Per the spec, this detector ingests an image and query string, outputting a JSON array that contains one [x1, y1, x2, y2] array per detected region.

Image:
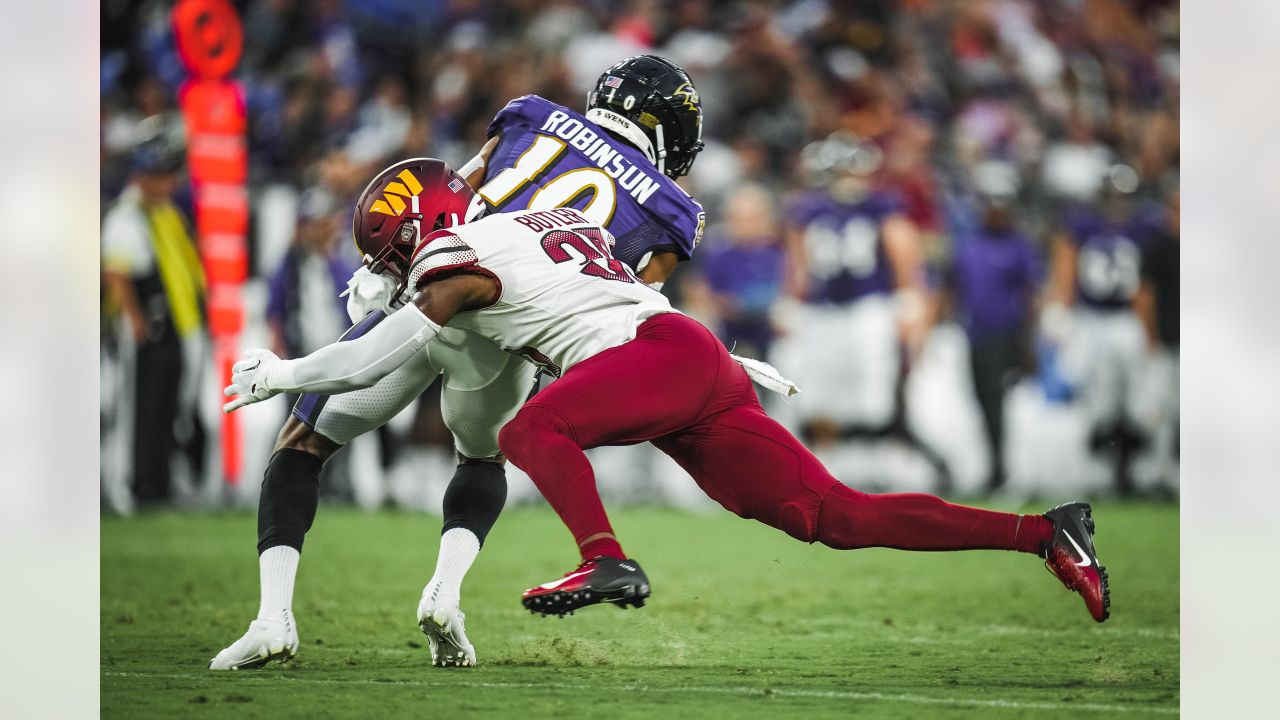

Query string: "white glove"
[[223, 349, 284, 413], [1039, 302, 1073, 346], [340, 265, 404, 324], [731, 353, 800, 399]]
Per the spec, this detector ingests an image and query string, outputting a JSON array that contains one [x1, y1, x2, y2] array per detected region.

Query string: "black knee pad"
[[257, 449, 323, 554], [441, 461, 507, 547]]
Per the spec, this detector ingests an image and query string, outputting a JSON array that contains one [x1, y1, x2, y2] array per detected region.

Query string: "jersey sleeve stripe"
[[415, 244, 474, 263]]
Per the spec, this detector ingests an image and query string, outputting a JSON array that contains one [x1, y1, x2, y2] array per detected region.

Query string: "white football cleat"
[[417, 586, 476, 668], [208, 610, 299, 670]]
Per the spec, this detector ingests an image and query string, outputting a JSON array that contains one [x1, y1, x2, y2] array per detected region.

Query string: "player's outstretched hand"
[[223, 349, 282, 413]]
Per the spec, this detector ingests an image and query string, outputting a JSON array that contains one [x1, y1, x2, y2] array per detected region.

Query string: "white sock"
[[257, 546, 300, 620], [425, 528, 481, 603]]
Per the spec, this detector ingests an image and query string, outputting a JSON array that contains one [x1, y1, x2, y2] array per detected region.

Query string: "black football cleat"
[[1041, 502, 1110, 622], [522, 557, 651, 617]]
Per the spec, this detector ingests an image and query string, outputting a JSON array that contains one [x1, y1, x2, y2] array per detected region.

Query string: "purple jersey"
[[700, 236, 785, 314], [1065, 209, 1158, 310], [481, 95, 705, 271], [950, 229, 1042, 341], [786, 190, 902, 304], [698, 233, 784, 353]]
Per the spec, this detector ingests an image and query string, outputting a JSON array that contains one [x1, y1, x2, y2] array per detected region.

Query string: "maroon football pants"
[[498, 313, 1051, 560]]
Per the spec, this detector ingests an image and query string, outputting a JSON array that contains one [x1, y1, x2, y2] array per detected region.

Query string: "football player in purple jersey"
[[211, 56, 708, 671], [1044, 180, 1165, 494], [771, 132, 947, 486]]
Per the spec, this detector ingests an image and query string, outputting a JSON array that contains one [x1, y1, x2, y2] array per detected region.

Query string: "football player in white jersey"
[[209, 57, 708, 670], [225, 160, 1112, 638]]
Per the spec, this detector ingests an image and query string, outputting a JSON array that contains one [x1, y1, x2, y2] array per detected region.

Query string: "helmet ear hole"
[[432, 212, 447, 232]]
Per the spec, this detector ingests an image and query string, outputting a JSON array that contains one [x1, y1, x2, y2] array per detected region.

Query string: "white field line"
[[748, 616, 1179, 642], [103, 671, 1178, 716]]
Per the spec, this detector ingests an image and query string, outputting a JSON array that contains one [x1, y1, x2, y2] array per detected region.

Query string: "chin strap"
[[585, 108, 657, 165], [653, 123, 667, 177]]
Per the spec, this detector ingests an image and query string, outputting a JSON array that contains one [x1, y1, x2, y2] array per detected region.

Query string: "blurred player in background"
[[102, 119, 207, 508], [772, 131, 945, 486], [211, 56, 707, 670], [945, 170, 1043, 491], [1134, 190, 1179, 494], [1044, 174, 1162, 494]]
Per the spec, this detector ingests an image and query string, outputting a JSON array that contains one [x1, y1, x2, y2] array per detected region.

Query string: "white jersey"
[[406, 207, 675, 376]]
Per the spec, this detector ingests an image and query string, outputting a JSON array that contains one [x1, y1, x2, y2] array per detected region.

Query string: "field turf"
[[102, 502, 1178, 718]]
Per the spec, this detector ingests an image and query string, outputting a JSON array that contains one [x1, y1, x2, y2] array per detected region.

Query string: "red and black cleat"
[[522, 557, 651, 617], [1041, 502, 1110, 622]]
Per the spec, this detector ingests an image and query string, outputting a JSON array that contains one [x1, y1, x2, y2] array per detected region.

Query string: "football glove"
[[341, 265, 405, 324], [223, 349, 283, 413], [1039, 302, 1073, 346]]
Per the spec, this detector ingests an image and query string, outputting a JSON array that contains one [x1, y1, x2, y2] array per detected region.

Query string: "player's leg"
[[211, 314, 441, 669], [500, 314, 731, 615], [417, 333, 536, 666], [499, 314, 722, 561], [508, 313, 1106, 621], [654, 396, 1108, 620], [654, 396, 1052, 553]]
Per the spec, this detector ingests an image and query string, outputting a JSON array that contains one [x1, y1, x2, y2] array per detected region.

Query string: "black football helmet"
[[586, 55, 704, 179]]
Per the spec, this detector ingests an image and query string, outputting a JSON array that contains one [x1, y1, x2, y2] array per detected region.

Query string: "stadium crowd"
[[100, 0, 1179, 511]]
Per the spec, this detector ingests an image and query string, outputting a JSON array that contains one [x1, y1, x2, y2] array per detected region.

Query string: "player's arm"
[[768, 224, 809, 335], [1046, 230, 1077, 308], [102, 212, 151, 343], [882, 214, 929, 352], [636, 251, 679, 286], [884, 214, 925, 293], [1040, 230, 1077, 344], [411, 273, 498, 325], [224, 273, 498, 412], [459, 136, 501, 190], [780, 224, 809, 299], [103, 270, 149, 343]]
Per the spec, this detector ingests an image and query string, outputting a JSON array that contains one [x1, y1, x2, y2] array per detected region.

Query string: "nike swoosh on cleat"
[[1064, 531, 1092, 567], [537, 569, 592, 591]]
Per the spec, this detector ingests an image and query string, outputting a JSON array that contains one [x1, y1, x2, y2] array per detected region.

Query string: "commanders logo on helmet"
[[352, 158, 477, 292]]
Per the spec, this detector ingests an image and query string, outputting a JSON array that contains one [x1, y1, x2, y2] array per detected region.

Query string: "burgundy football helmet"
[[352, 158, 479, 292]]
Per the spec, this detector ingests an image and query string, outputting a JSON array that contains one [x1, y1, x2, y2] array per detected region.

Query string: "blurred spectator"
[[683, 184, 784, 360], [101, 118, 207, 506], [344, 77, 412, 166], [946, 188, 1043, 490], [266, 188, 358, 369]]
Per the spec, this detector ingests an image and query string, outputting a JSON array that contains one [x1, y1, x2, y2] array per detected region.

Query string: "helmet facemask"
[[362, 215, 421, 297]]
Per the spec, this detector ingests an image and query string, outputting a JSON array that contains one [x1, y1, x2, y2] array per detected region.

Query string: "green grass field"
[[102, 502, 1178, 718]]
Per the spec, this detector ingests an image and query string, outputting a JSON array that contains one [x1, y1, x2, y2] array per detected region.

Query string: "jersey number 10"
[[479, 136, 618, 226]]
